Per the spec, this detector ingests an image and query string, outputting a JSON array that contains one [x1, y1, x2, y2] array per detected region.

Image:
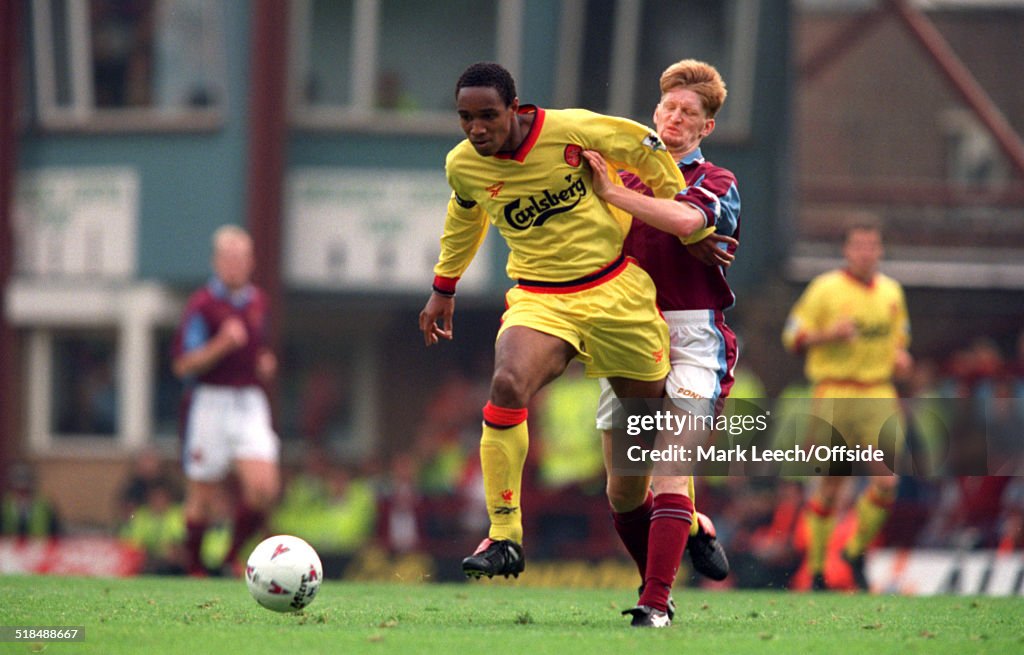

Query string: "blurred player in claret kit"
[[782, 219, 912, 591], [588, 58, 739, 620], [172, 225, 281, 577], [418, 62, 705, 627]]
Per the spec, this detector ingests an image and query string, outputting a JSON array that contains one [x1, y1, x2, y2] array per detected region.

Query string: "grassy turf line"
[[0, 576, 1022, 654]]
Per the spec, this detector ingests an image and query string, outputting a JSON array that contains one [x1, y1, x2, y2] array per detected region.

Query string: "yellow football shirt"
[[783, 270, 910, 385], [433, 105, 687, 283]]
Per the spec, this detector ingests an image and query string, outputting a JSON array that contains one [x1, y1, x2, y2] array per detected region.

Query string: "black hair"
[[455, 62, 517, 107]]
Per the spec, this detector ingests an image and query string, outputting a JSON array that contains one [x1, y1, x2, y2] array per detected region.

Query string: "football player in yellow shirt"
[[782, 219, 912, 591], [418, 63, 704, 626]]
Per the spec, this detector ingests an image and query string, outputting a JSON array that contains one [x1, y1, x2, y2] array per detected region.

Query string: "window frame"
[[553, 0, 759, 142], [9, 281, 182, 457], [30, 0, 227, 133], [287, 0, 525, 134]]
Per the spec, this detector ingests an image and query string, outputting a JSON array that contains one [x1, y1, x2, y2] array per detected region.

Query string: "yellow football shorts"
[[808, 381, 904, 451], [497, 257, 670, 381]]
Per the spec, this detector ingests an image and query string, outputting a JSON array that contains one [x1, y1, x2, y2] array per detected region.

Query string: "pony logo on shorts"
[[652, 349, 665, 363], [676, 386, 705, 399]]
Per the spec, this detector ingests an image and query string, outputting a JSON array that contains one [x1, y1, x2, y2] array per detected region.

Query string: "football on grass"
[[245, 535, 323, 612]]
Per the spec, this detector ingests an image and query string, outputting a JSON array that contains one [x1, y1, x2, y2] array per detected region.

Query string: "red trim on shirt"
[[496, 106, 545, 163]]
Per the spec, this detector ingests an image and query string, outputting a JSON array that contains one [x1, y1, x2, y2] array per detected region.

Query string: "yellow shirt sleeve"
[[782, 277, 826, 354], [432, 188, 490, 281], [568, 110, 687, 201]]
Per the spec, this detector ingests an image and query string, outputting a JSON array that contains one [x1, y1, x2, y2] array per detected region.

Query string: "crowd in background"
[[4, 331, 1023, 585]]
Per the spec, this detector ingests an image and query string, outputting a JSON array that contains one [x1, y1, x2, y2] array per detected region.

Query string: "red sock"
[[612, 492, 653, 580], [185, 519, 208, 574], [224, 505, 266, 565], [638, 493, 693, 612]]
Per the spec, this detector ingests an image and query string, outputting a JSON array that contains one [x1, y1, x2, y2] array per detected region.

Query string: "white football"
[[245, 535, 323, 612]]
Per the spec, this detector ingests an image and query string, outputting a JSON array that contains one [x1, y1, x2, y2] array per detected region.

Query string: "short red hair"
[[659, 59, 727, 118]]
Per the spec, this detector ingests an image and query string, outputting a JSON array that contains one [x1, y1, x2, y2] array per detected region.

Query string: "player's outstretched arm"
[[583, 149, 703, 240], [418, 293, 455, 347]]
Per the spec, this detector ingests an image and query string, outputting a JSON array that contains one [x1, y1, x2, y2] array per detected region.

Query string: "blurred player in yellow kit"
[[782, 218, 912, 591]]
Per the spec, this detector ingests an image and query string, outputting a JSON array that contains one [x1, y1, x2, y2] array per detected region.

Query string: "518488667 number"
[[0, 626, 85, 642]]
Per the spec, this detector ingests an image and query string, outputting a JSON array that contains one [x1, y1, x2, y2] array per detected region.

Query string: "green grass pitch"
[[1, 575, 1022, 654]]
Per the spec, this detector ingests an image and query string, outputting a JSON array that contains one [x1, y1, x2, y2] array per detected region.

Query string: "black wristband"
[[432, 285, 455, 298]]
